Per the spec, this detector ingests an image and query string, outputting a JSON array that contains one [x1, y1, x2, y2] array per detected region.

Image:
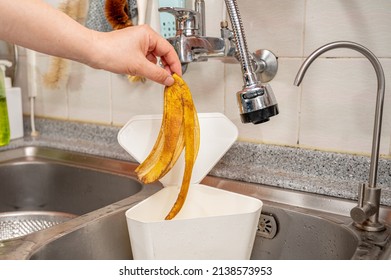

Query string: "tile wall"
[[14, 0, 391, 156]]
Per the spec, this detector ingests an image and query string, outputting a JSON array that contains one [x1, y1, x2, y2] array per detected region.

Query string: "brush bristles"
[[127, 75, 146, 83], [105, 0, 132, 30], [42, 0, 88, 90], [43, 57, 70, 90]]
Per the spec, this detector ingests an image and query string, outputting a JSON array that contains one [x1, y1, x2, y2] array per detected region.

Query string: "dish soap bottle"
[[0, 60, 12, 146]]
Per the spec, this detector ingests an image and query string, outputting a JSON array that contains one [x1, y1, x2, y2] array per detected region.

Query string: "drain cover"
[[0, 211, 76, 241], [257, 213, 278, 239]]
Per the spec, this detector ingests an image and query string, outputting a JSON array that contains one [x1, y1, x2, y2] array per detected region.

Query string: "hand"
[[90, 25, 182, 86], [0, 1, 181, 86]]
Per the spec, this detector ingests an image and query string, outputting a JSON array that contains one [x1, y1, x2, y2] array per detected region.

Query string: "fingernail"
[[163, 76, 174, 86]]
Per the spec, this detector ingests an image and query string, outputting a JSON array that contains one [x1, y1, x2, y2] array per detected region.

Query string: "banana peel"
[[135, 74, 200, 220], [136, 77, 184, 183], [164, 79, 200, 220]]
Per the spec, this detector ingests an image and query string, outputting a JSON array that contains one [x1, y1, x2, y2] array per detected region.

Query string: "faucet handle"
[[158, 7, 200, 36], [251, 49, 278, 83], [350, 183, 385, 231]]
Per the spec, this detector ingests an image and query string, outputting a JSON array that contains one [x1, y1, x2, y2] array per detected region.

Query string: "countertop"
[[1, 117, 390, 206]]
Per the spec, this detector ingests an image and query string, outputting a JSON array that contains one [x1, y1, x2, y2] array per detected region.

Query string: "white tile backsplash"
[[14, 0, 391, 156], [67, 64, 111, 124], [298, 58, 391, 155], [305, 0, 391, 57], [237, 0, 306, 57], [33, 53, 69, 119], [111, 73, 165, 125]]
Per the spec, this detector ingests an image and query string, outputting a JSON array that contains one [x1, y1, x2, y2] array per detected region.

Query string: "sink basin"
[[0, 147, 390, 260], [252, 205, 358, 259], [0, 149, 142, 215], [206, 178, 391, 260], [0, 147, 162, 259], [29, 198, 361, 260]]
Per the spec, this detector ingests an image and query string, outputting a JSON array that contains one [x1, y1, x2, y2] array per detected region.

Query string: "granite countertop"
[[1, 117, 390, 206]]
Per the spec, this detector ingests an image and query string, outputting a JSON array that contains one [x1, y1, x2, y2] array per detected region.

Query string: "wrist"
[[77, 29, 104, 69]]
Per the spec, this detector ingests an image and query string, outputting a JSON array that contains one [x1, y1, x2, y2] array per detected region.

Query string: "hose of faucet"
[[224, 0, 257, 86]]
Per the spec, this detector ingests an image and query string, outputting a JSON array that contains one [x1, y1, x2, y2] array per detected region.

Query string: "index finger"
[[148, 31, 182, 76]]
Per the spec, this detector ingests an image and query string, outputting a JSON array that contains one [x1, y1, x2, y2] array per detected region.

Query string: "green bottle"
[[0, 60, 12, 146]]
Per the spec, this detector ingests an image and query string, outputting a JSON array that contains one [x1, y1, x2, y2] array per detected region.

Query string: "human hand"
[[89, 25, 182, 86]]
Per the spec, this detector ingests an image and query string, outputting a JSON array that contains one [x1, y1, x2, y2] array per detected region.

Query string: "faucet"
[[159, 0, 279, 124], [294, 41, 386, 232]]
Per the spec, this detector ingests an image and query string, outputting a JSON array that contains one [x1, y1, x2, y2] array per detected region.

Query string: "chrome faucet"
[[159, 0, 279, 124], [294, 41, 386, 232]]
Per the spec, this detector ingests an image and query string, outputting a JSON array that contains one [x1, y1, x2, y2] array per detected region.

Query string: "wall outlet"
[[159, 0, 185, 38]]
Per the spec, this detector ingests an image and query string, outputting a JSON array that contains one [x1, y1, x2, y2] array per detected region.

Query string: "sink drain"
[[257, 213, 278, 239]]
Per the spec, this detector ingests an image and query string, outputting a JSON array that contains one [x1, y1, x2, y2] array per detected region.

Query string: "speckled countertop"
[[1, 117, 390, 206]]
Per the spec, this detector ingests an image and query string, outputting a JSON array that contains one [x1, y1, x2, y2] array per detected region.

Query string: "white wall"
[[15, 0, 391, 156]]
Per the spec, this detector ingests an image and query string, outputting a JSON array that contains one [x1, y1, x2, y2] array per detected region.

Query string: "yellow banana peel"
[[135, 74, 200, 220], [136, 79, 184, 183], [165, 80, 200, 220]]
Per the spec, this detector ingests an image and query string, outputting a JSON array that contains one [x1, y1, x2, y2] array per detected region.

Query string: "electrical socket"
[[159, 0, 185, 38]]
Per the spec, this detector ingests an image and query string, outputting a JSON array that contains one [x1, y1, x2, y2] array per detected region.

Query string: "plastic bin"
[[118, 113, 262, 259]]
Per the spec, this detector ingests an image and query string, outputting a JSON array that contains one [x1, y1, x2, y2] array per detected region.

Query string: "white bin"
[[118, 113, 262, 260]]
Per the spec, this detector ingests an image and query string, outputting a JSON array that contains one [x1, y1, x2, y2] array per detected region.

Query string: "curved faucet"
[[159, 0, 279, 124], [294, 41, 385, 232]]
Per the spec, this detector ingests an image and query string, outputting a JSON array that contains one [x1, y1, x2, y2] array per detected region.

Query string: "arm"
[[0, 0, 181, 86]]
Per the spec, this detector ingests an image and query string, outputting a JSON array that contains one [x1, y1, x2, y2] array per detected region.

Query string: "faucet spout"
[[294, 41, 386, 231]]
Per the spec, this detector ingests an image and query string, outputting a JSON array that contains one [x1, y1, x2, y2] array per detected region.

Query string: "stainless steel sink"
[[204, 177, 391, 260], [0, 148, 143, 215], [0, 147, 162, 259], [0, 147, 390, 260]]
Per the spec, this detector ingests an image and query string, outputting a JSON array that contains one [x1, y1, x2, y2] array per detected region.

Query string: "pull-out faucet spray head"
[[237, 82, 279, 124], [224, 0, 278, 124]]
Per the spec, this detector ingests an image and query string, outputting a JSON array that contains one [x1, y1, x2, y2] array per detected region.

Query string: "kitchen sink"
[[205, 177, 391, 260], [0, 148, 143, 215], [29, 199, 362, 260], [0, 147, 162, 259], [0, 147, 390, 259]]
